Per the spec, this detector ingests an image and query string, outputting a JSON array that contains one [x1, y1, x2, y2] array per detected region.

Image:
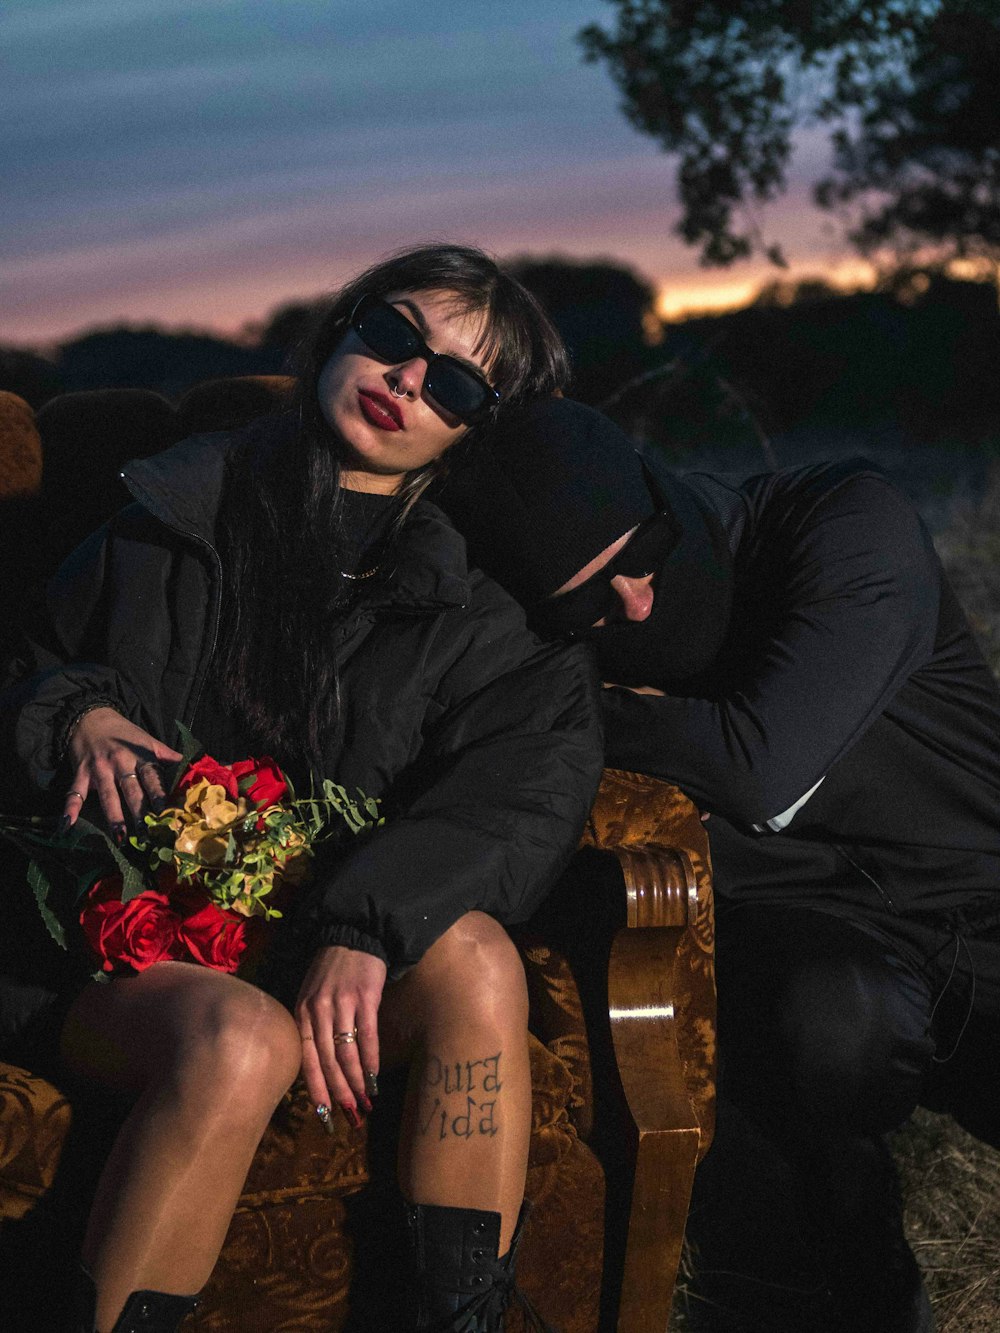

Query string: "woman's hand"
[[602, 682, 666, 695], [64, 707, 182, 840], [295, 945, 388, 1127]]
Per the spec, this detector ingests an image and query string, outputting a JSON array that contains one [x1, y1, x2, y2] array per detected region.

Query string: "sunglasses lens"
[[354, 300, 417, 363], [425, 360, 491, 421]]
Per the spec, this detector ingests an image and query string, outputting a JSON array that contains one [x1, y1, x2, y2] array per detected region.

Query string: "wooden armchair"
[[0, 769, 714, 1330], [0, 387, 715, 1329]]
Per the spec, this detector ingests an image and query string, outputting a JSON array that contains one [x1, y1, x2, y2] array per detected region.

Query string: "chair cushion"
[[176, 375, 295, 437]]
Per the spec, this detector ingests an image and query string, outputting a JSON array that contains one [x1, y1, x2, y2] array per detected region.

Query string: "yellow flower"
[[175, 823, 230, 865], [183, 779, 246, 829]]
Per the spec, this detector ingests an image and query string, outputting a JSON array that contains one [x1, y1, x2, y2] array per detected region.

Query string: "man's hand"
[[296, 945, 388, 1127], [64, 707, 182, 839]]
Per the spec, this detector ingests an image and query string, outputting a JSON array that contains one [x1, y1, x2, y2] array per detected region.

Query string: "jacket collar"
[[121, 424, 471, 613]]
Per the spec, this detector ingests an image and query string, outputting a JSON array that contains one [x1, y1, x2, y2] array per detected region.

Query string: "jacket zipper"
[[835, 844, 898, 914]]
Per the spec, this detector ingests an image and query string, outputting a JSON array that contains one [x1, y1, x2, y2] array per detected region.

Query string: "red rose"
[[80, 875, 183, 974], [231, 756, 288, 809], [176, 892, 248, 974], [174, 755, 239, 801]]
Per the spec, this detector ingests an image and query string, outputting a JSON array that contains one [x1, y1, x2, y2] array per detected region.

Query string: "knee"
[[178, 984, 301, 1107], [766, 964, 932, 1134], [415, 912, 528, 1032]]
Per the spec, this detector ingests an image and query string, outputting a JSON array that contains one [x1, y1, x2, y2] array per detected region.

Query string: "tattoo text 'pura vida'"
[[419, 1051, 502, 1141]]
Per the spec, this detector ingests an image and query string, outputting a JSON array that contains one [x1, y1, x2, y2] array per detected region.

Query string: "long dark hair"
[[215, 244, 569, 770]]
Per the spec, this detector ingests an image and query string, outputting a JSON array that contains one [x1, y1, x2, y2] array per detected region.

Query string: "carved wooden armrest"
[[582, 771, 716, 1331]]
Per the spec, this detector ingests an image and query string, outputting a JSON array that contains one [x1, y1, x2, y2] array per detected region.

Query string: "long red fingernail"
[[340, 1103, 361, 1129], [360, 1094, 373, 1114]]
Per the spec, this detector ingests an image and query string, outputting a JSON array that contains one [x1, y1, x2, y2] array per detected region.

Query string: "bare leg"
[[380, 912, 532, 1255], [60, 962, 301, 1331]]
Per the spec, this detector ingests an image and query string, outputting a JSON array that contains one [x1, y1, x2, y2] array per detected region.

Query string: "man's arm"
[[602, 473, 939, 828]]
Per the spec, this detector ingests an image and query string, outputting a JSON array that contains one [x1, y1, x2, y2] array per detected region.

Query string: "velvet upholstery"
[[0, 391, 42, 501], [35, 387, 182, 573]]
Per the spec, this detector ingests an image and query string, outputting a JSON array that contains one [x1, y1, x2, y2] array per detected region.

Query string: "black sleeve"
[[602, 474, 940, 826], [0, 523, 142, 808], [307, 589, 604, 972]]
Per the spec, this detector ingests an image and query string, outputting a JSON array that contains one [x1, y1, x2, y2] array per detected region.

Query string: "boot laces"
[[427, 1213, 557, 1332]]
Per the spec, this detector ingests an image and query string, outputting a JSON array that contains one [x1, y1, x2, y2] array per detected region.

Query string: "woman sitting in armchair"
[[0, 244, 602, 1333]]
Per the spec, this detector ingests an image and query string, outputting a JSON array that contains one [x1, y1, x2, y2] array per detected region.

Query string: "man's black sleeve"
[[601, 474, 939, 827]]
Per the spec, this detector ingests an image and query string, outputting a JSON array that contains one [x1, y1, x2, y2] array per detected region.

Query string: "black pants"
[[684, 899, 1000, 1326]]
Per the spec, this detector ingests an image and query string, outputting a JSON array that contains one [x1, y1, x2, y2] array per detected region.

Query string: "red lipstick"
[[358, 390, 403, 431]]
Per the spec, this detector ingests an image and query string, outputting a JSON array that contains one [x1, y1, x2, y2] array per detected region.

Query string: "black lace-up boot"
[[72, 1266, 200, 1332], [404, 1202, 553, 1332]]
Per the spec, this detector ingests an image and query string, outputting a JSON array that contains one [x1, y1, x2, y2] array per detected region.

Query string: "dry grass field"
[[904, 465, 1000, 1332]]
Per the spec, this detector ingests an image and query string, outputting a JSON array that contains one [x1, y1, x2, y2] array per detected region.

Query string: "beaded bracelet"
[[57, 697, 121, 765]]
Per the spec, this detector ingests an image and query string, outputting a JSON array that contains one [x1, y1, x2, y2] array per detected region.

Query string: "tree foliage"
[[503, 255, 658, 403], [580, 1, 1000, 266]]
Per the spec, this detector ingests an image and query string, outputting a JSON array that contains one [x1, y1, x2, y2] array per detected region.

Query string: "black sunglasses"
[[349, 294, 501, 425], [536, 514, 675, 638]]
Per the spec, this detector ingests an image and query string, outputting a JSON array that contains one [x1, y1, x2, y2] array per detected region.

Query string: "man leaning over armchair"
[[436, 396, 1000, 1333]]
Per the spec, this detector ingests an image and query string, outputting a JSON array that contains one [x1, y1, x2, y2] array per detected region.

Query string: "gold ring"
[[120, 771, 140, 781], [333, 1029, 358, 1046], [66, 791, 84, 800]]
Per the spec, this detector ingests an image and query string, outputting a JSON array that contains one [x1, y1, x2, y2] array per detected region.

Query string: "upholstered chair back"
[[35, 388, 181, 574]]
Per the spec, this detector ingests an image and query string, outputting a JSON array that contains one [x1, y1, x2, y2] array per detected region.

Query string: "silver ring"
[[333, 1029, 358, 1046], [390, 383, 406, 398]]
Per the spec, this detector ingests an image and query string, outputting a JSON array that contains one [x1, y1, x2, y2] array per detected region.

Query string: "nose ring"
[[390, 382, 407, 398]]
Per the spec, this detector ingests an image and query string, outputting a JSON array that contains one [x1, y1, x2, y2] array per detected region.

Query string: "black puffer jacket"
[[0, 431, 603, 973]]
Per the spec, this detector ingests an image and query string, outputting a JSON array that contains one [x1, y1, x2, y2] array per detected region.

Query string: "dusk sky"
[[5, 0, 870, 346]]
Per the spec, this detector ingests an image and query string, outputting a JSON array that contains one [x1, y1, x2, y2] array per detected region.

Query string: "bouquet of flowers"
[[0, 727, 380, 978]]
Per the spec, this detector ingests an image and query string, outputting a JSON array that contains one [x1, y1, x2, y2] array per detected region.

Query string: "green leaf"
[[103, 835, 148, 903], [27, 859, 66, 949], [161, 720, 205, 794], [174, 720, 203, 765]]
